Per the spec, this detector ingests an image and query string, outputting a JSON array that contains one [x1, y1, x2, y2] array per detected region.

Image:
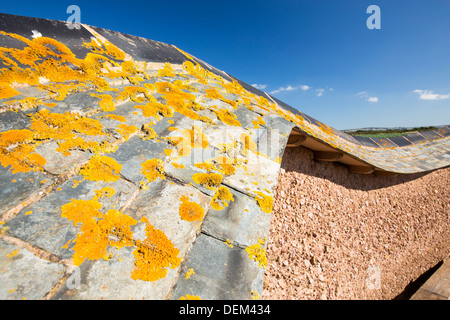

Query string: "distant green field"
[[346, 126, 437, 138]]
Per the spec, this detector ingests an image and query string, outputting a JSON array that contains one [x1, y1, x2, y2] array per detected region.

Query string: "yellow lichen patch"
[[179, 195, 205, 222], [102, 114, 127, 122], [30, 109, 105, 143], [116, 123, 138, 141], [94, 186, 115, 200], [96, 141, 118, 154], [193, 160, 214, 172], [222, 79, 247, 97], [251, 290, 260, 300], [0, 129, 46, 173], [205, 88, 224, 100], [61, 199, 103, 226], [0, 84, 20, 99], [99, 209, 137, 250], [155, 81, 204, 121], [141, 158, 165, 182], [179, 294, 201, 300], [83, 37, 126, 61], [135, 101, 174, 119], [79, 155, 122, 182], [171, 162, 185, 169], [185, 268, 195, 279], [205, 88, 237, 108], [131, 217, 181, 281], [143, 83, 156, 91], [245, 238, 267, 268], [225, 239, 233, 248], [0, 32, 133, 101], [213, 108, 241, 126], [62, 239, 71, 249], [5, 97, 39, 111], [192, 172, 223, 190], [6, 249, 20, 258], [254, 191, 273, 213], [214, 156, 237, 176], [210, 186, 234, 211], [173, 79, 198, 92], [56, 137, 100, 156], [252, 116, 266, 129], [157, 62, 176, 77], [141, 124, 157, 140], [116, 86, 150, 103], [92, 93, 115, 111], [61, 197, 137, 266]]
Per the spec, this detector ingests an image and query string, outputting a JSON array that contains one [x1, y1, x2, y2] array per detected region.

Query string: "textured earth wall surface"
[[263, 146, 449, 299]]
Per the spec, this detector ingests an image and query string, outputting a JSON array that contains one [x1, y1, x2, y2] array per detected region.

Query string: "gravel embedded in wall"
[[263, 146, 450, 300]]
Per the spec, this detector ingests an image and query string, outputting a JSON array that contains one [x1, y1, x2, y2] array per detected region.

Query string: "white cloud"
[[316, 88, 325, 97], [358, 91, 378, 103], [300, 85, 311, 91], [270, 84, 310, 95], [412, 89, 450, 100], [251, 84, 267, 90]]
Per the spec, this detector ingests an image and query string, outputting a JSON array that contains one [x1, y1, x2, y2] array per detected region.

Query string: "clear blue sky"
[[2, 0, 450, 130]]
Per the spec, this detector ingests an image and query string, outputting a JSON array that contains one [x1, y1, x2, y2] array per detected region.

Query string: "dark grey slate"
[[169, 233, 263, 300], [0, 165, 54, 216], [4, 176, 137, 258], [0, 110, 30, 132], [201, 187, 271, 248]]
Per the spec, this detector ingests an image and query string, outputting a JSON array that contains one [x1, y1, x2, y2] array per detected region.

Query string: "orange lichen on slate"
[[0, 84, 20, 99], [214, 156, 237, 176], [252, 116, 266, 129], [192, 172, 223, 190], [179, 294, 201, 300], [179, 195, 205, 222], [185, 268, 195, 279], [25, 108, 108, 158], [213, 108, 241, 126], [0, 129, 46, 173], [205, 88, 237, 108], [79, 155, 122, 182], [194, 160, 215, 172], [60, 192, 182, 282], [131, 217, 181, 281], [155, 81, 205, 121], [245, 237, 267, 268], [254, 191, 273, 213], [210, 186, 234, 211], [141, 158, 165, 182], [102, 114, 127, 122], [116, 86, 150, 103], [157, 62, 176, 77], [56, 137, 100, 156], [61, 198, 136, 266], [0, 31, 133, 101], [94, 186, 115, 200], [116, 123, 138, 141], [134, 101, 174, 118], [92, 93, 115, 111]]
